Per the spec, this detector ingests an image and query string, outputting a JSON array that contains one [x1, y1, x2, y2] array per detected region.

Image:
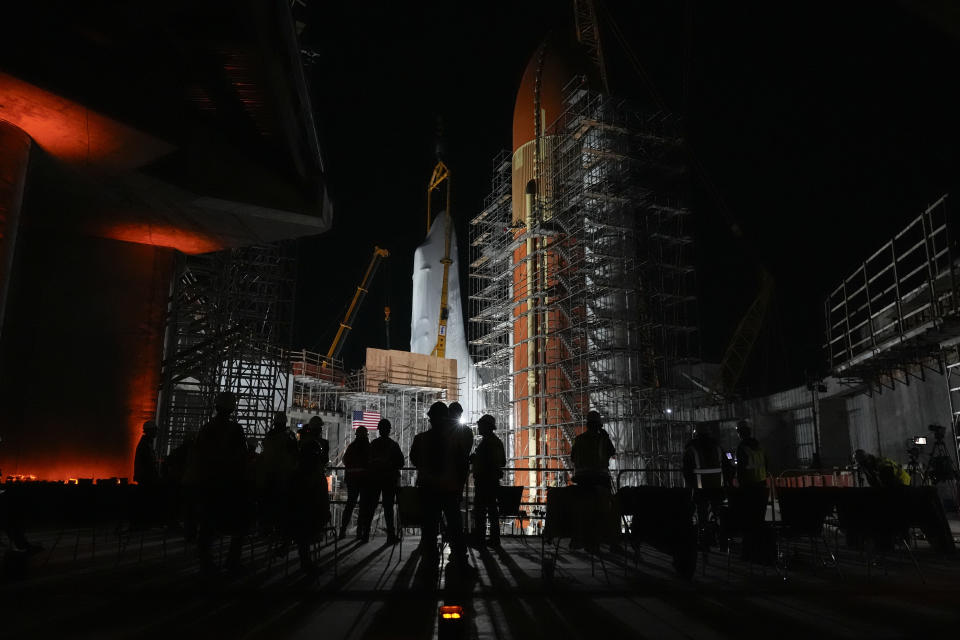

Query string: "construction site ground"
[[3, 521, 959, 639]]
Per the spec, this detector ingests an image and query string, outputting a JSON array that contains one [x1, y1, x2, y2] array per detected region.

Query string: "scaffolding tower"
[[156, 242, 295, 455], [470, 77, 698, 487]]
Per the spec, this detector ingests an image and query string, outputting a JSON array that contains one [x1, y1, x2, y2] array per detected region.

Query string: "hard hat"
[[477, 414, 496, 430], [214, 391, 237, 411], [427, 401, 448, 420], [586, 410, 603, 426], [448, 402, 464, 417], [303, 416, 324, 432], [378, 418, 392, 430]]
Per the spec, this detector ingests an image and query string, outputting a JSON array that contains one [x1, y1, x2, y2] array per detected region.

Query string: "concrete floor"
[[3, 525, 959, 639]]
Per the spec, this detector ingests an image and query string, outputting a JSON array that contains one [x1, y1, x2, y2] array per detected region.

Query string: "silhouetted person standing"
[[195, 391, 248, 575], [683, 425, 726, 547], [448, 401, 464, 426], [410, 401, 473, 570], [134, 420, 160, 487], [570, 411, 615, 489], [447, 402, 474, 494], [260, 410, 298, 532], [735, 421, 767, 489], [291, 417, 330, 575], [132, 420, 161, 528], [340, 425, 370, 540], [733, 421, 769, 558], [359, 418, 405, 544], [471, 414, 505, 548], [569, 411, 616, 551]]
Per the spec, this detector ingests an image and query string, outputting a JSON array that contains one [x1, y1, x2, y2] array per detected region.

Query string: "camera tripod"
[[926, 429, 959, 485], [905, 443, 925, 485]]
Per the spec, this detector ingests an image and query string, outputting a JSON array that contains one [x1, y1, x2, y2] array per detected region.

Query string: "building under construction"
[[470, 42, 698, 498]]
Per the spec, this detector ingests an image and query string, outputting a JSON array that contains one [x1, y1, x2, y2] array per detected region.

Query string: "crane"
[[426, 159, 453, 359], [573, 0, 609, 93], [323, 246, 390, 366]]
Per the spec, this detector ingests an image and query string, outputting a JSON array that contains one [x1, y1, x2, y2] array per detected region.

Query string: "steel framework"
[[470, 77, 699, 490], [156, 242, 295, 455], [825, 194, 960, 463]]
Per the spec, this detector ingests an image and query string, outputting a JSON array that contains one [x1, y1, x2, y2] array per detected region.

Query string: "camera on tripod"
[[926, 424, 958, 484]]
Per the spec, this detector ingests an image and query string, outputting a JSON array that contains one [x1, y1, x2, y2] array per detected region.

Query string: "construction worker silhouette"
[[733, 421, 769, 559], [410, 401, 473, 570], [134, 420, 160, 487], [291, 416, 331, 575], [568, 411, 617, 551], [683, 424, 726, 548], [259, 410, 298, 532], [359, 418, 405, 544], [132, 420, 161, 528], [570, 411, 615, 488], [471, 414, 505, 547], [195, 391, 248, 576], [446, 401, 474, 492], [734, 421, 767, 488], [340, 425, 370, 540]]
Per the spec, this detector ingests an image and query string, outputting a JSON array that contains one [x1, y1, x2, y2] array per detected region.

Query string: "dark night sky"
[[293, 1, 960, 396]]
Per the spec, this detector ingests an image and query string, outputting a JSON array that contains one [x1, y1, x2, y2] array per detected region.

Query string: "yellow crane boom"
[[426, 160, 452, 358], [324, 246, 390, 366]]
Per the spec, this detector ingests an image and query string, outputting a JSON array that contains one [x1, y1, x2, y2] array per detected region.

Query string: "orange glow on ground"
[[6, 463, 124, 483]]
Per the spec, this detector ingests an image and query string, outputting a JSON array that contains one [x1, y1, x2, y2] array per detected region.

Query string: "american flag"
[[352, 410, 380, 429]]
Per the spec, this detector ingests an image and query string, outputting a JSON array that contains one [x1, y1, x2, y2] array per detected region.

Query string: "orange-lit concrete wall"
[[0, 121, 30, 340], [0, 229, 173, 481]]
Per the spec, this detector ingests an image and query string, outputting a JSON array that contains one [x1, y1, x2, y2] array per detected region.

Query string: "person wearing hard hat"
[[570, 411, 615, 488], [568, 411, 617, 552], [470, 414, 505, 548], [340, 424, 371, 541], [359, 418, 405, 545], [410, 401, 473, 571]]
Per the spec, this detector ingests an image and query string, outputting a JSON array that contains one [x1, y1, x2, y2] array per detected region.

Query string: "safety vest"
[[737, 445, 766, 485], [691, 445, 724, 489]]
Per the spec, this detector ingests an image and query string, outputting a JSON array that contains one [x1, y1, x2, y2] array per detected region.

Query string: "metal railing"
[[826, 195, 955, 375]]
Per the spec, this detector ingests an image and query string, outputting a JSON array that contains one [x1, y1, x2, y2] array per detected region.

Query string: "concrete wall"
[[693, 370, 957, 475], [0, 228, 173, 480], [840, 371, 953, 467]]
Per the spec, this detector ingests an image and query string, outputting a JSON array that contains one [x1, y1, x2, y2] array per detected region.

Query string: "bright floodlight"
[[459, 416, 468, 424], [665, 408, 672, 414]]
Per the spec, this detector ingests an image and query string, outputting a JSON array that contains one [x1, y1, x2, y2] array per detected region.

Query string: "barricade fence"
[[325, 466, 692, 536]]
